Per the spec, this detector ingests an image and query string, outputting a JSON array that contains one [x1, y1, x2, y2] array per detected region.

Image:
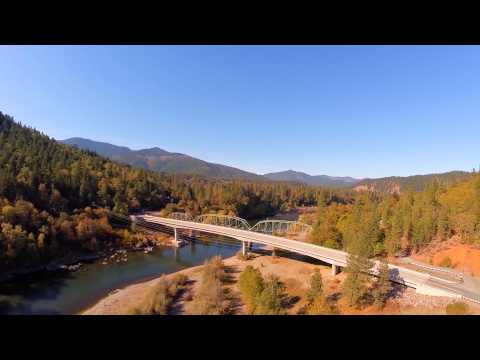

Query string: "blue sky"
[[1, 45, 479, 179]]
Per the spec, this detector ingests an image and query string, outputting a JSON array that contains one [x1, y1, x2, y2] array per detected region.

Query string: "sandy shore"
[[82, 252, 336, 315], [82, 250, 479, 315]]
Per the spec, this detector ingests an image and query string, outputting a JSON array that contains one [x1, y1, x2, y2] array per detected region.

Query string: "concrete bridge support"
[[242, 241, 247, 256], [332, 264, 339, 276], [173, 227, 183, 247]]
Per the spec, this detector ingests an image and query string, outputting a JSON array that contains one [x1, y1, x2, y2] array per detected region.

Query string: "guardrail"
[[402, 258, 464, 282], [131, 214, 480, 301], [461, 295, 480, 305]]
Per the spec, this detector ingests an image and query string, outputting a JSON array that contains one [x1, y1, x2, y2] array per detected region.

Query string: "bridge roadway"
[[133, 214, 480, 302]]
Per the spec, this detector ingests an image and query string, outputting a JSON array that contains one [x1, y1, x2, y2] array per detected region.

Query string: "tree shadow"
[[223, 287, 244, 315], [327, 292, 342, 303], [222, 265, 240, 286], [0, 269, 74, 306], [390, 283, 408, 299], [283, 295, 301, 309], [222, 265, 244, 315], [297, 305, 308, 315], [169, 279, 196, 315]]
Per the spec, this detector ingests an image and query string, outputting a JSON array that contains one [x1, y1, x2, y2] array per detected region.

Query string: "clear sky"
[[1, 45, 479, 179]]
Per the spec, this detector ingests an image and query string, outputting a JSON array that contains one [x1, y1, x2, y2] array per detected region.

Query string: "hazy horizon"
[[1, 45, 479, 178]]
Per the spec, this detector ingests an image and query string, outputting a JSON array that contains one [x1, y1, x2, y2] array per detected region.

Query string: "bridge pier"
[[173, 227, 184, 247], [242, 241, 247, 256], [331, 264, 339, 276]]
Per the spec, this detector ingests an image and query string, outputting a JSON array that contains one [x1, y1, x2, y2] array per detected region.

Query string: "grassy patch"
[[446, 302, 469, 315], [129, 273, 189, 315]]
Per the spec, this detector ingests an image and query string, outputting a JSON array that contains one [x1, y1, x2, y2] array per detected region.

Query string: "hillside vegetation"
[[2, 110, 478, 274], [309, 174, 480, 257], [355, 171, 471, 193], [0, 112, 323, 271]]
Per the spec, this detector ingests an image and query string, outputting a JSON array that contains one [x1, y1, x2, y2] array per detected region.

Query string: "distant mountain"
[[354, 171, 472, 193], [60, 138, 263, 180], [61, 138, 472, 191], [264, 170, 361, 187]]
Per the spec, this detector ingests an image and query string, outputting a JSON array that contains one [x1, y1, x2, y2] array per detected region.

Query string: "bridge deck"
[[133, 215, 480, 301]]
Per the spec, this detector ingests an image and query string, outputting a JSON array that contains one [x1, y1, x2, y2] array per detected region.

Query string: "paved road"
[[134, 214, 480, 302]]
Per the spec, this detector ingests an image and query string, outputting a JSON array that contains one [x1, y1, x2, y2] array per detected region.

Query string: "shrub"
[[126, 307, 143, 315], [238, 266, 265, 314], [254, 275, 287, 315], [306, 295, 337, 315], [141, 276, 172, 315], [191, 275, 225, 315], [133, 273, 189, 315], [202, 256, 225, 282], [172, 273, 189, 287], [190, 256, 226, 315], [439, 256, 453, 268], [446, 302, 469, 315]]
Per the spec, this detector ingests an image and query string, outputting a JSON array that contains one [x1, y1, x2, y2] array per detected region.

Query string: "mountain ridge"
[[60, 138, 473, 191], [263, 169, 361, 187], [60, 137, 264, 181]]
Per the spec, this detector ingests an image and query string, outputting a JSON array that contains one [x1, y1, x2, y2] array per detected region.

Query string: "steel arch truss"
[[250, 220, 312, 235], [195, 214, 251, 230], [169, 212, 194, 221]]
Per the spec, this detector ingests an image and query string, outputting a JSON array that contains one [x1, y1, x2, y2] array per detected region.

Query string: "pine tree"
[[254, 275, 286, 315], [372, 259, 392, 309], [238, 266, 264, 314], [342, 253, 372, 308], [307, 268, 323, 304]]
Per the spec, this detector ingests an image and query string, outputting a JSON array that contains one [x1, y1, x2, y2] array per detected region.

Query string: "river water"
[[0, 212, 303, 315], [0, 238, 239, 315]]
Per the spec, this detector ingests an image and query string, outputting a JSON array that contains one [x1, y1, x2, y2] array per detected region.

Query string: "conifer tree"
[[372, 259, 392, 309], [307, 268, 323, 304], [254, 275, 286, 315], [342, 253, 372, 308], [238, 266, 264, 314]]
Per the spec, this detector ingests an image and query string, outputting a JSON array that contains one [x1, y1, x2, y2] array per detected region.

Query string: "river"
[[0, 211, 304, 315], [0, 237, 239, 315]]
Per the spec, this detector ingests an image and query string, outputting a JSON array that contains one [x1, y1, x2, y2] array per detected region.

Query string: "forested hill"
[[61, 137, 264, 181], [264, 170, 360, 187], [0, 114, 171, 214], [309, 172, 480, 258], [353, 171, 472, 193], [0, 112, 322, 271]]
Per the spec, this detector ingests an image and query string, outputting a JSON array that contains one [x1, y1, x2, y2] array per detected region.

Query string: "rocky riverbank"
[[0, 231, 176, 283]]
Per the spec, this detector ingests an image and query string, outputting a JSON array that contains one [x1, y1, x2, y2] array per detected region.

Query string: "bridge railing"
[[250, 220, 312, 235], [168, 212, 194, 222], [194, 214, 251, 230], [165, 212, 313, 236]]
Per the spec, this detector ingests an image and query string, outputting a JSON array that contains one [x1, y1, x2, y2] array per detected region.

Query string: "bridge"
[[167, 212, 313, 234], [132, 214, 480, 303]]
